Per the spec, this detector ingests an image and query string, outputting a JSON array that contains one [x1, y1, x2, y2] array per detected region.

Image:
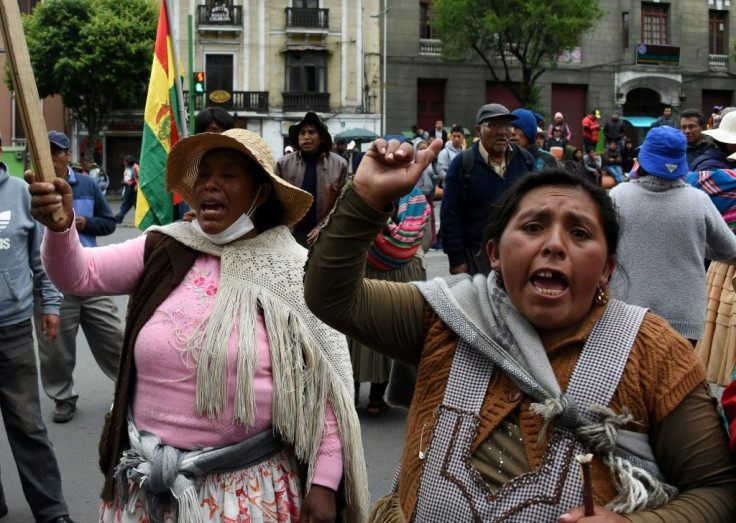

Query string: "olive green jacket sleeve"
[[626, 383, 736, 522], [304, 182, 426, 366]]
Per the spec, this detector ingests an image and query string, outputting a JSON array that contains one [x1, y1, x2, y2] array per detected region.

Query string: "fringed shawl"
[[147, 222, 369, 521]]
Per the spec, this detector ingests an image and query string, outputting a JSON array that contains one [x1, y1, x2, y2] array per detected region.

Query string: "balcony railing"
[[282, 92, 330, 113], [419, 39, 442, 56], [185, 91, 269, 112], [709, 54, 729, 70], [197, 3, 243, 27], [285, 8, 329, 30]]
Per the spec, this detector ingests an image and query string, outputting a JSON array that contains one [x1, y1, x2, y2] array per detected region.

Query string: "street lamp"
[[371, 2, 390, 136]]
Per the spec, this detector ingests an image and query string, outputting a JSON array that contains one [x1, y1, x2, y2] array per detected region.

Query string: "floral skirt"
[[99, 447, 302, 523]]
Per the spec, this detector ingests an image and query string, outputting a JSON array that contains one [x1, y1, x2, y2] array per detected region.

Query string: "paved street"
[[0, 200, 451, 522]]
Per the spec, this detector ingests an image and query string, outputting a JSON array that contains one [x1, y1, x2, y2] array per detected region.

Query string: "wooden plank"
[[0, 0, 64, 221]]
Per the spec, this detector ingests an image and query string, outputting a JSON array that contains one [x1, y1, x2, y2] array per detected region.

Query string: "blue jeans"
[[605, 164, 626, 184], [0, 320, 69, 521]]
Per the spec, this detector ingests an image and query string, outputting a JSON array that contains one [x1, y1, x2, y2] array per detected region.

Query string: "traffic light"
[[194, 71, 205, 94]]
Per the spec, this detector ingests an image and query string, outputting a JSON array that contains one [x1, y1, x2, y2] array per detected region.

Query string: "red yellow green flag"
[[135, 1, 182, 229]]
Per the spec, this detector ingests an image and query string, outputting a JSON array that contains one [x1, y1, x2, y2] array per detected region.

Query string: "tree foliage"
[[18, 0, 158, 163], [433, 0, 604, 109]]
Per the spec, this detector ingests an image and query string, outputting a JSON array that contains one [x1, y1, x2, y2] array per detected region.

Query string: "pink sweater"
[[42, 224, 343, 490]]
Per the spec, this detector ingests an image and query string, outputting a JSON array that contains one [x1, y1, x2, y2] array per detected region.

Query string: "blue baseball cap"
[[637, 126, 688, 179], [48, 131, 70, 150]]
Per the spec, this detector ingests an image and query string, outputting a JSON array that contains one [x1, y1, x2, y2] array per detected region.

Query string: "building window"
[[205, 54, 234, 94], [286, 51, 327, 93], [641, 2, 668, 45], [709, 10, 728, 55], [420, 0, 435, 39], [17, 0, 41, 14], [622, 12, 630, 49], [293, 0, 318, 7]]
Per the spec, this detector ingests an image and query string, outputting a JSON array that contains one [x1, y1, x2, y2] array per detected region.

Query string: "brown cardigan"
[[305, 184, 736, 523], [99, 232, 199, 501]]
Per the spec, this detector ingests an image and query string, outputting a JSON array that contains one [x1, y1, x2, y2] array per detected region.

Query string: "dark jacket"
[[621, 146, 636, 173], [440, 142, 531, 267], [687, 137, 714, 168], [690, 145, 733, 171], [603, 118, 625, 142]]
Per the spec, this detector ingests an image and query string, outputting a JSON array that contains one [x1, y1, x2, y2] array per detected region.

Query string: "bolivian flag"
[[135, 1, 182, 229]]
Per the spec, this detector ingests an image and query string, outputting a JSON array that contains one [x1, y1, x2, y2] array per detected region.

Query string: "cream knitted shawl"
[[148, 222, 369, 521]]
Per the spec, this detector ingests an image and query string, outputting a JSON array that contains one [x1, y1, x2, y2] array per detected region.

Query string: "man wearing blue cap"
[[610, 126, 736, 344], [440, 103, 534, 276], [34, 131, 123, 423]]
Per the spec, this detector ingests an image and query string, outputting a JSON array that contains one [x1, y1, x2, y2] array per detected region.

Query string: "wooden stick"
[[576, 453, 595, 516], [0, 0, 64, 221]]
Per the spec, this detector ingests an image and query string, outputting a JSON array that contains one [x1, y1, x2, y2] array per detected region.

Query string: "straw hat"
[[166, 128, 313, 227]]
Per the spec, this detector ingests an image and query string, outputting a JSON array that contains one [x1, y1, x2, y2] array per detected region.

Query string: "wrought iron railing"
[[282, 92, 330, 113], [185, 91, 269, 112], [285, 8, 329, 30]]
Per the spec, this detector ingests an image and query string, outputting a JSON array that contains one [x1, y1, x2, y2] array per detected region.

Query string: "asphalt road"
[[0, 201, 451, 522]]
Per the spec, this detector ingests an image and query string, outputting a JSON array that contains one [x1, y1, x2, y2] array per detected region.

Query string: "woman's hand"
[[299, 484, 336, 523], [24, 171, 74, 232], [352, 138, 443, 210], [559, 505, 629, 522]]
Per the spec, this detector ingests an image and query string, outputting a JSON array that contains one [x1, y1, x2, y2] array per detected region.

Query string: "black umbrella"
[[334, 128, 379, 141]]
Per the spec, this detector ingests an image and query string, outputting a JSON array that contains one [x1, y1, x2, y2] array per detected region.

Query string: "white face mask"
[[192, 186, 262, 245]]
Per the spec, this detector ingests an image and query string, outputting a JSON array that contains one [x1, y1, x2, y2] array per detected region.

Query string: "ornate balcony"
[[197, 2, 242, 30], [282, 92, 330, 113], [709, 54, 729, 71], [285, 8, 329, 31], [419, 39, 442, 56]]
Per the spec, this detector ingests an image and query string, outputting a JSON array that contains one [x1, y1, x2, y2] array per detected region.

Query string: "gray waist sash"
[[114, 413, 283, 522]]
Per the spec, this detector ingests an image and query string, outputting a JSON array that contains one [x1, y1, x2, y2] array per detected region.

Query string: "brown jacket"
[[275, 151, 347, 225]]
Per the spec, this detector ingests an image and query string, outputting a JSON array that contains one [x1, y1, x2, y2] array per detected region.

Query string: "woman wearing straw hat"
[[26, 129, 368, 522]]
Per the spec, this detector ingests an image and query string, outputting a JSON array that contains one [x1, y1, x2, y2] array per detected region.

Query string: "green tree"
[[19, 0, 158, 164], [433, 0, 604, 109]]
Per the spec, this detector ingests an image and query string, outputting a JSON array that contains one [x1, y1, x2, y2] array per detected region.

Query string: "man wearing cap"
[[510, 108, 557, 170], [276, 112, 348, 247], [0, 135, 76, 522], [34, 131, 123, 423], [610, 126, 736, 344], [680, 108, 714, 168], [440, 103, 533, 276], [582, 109, 601, 153], [689, 110, 736, 171]]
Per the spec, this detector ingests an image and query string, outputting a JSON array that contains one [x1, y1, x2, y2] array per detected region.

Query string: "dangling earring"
[[594, 285, 608, 305], [494, 270, 505, 290]]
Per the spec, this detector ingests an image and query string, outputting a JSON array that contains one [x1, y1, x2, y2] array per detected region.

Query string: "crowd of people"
[[4, 99, 736, 522]]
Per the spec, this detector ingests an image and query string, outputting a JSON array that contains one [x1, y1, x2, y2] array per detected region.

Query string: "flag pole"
[[164, 0, 189, 138]]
